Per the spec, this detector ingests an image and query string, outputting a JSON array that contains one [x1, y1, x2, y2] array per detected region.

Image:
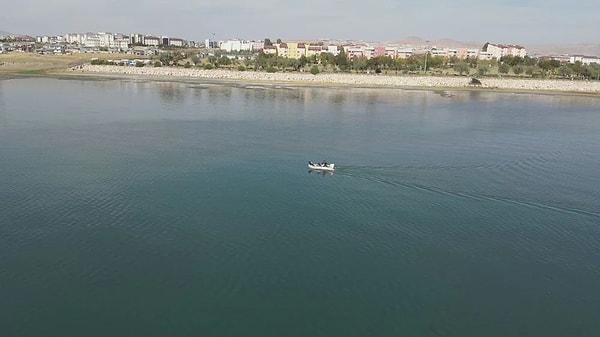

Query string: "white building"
[[250, 41, 263, 51], [326, 45, 339, 55], [63, 33, 85, 44], [114, 38, 129, 50], [220, 39, 254, 52], [486, 43, 527, 59], [569, 55, 600, 65], [84, 34, 101, 48], [169, 38, 184, 47], [144, 36, 160, 47], [98, 32, 114, 48]]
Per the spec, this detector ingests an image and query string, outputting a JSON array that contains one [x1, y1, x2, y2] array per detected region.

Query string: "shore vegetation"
[[3, 46, 600, 82]]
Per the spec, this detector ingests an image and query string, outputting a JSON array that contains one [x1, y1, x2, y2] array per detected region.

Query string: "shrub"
[[184, 62, 191, 68], [238, 65, 246, 71], [310, 65, 319, 75], [266, 66, 277, 73], [154, 61, 162, 67], [203, 63, 214, 70], [135, 61, 144, 67]]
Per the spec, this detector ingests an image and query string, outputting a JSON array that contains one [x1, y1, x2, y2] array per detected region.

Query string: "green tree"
[[477, 65, 489, 76], [352, 56, 368, 71], [523, 56, 537, 66], [465, 56, 478, 68], [218, 55, 232, 66], [171, 52, 185, 66], [512, 65, 524, 75], [288, 58, 301, 71], [256, 51, 275, 70], [453, 62, 470, 75], [335, 47, 349, 71], [319, 52, 335, 67], [447, 55, 459, 66], [537, 59, 561, 72], [590, 63, 600, 80], [498, 63, 510, 74], [275, 56, 290, 70], [558, 65, 573, 78], [159, 52, 174, 66], [571, 61, 588, 78], [299, 55, 308, 68], [525, 65, 543, 77], [427, 55, 444, 69]]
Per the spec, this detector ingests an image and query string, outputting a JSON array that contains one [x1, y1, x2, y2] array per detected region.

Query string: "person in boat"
[[322, 160, 328, 166]]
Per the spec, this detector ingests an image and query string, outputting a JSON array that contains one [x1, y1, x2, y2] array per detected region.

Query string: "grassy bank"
[[0, 52, 142, 75]]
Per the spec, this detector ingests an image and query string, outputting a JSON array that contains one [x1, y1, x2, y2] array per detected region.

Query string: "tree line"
[[127, 47, 600, 80]]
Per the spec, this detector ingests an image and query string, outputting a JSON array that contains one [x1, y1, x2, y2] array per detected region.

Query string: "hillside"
[[527, 44, 600, 57]]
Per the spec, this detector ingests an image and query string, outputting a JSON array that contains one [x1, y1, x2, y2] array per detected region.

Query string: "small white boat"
[[308, 161, 335, 171]]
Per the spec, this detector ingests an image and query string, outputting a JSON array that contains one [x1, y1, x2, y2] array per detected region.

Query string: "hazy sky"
[[2, 0, 598, 44]]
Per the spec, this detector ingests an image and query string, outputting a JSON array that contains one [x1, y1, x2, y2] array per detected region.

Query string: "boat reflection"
[[308, 169, 334, 176]]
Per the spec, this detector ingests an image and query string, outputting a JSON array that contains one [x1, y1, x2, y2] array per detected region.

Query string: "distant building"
[[220, 39, 253, 52], [252, 41, 264, 51], [144, 36, 160, 47], [169, 38, 184, 47], [485, 43, 527, 59], [306, 45, 323, 58], [130, 33, 144, 45], [263, 45, 277, 55], [345, 45, 365, 59], [327, 45, 339, 56], [276, 43, 288, 57], [568, 55, 600, 65]]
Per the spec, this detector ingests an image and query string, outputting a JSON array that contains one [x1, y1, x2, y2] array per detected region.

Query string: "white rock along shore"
[[75, 64, 600, 94]]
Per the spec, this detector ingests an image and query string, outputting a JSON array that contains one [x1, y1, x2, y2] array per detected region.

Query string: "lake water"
[[1, 77, 599, 337]]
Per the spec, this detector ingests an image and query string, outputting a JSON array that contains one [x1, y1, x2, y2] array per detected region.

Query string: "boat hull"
[[308, 163, 335, 171]]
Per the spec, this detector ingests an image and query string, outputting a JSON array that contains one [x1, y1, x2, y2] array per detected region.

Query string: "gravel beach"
[[72, 64, 600, 94]]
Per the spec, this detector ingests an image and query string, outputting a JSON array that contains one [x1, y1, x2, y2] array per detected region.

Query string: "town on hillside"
[[3, 31, 600, 62], [1, 31, 599, 79]]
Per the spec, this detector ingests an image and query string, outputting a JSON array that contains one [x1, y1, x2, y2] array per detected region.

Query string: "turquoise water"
[[1, 77, 599, 337]]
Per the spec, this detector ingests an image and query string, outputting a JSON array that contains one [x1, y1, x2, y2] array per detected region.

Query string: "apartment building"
[[569, 55, 600, 65], [345, 45, 365, 59], [306, 45, 323, 58], [168, 38, 184, 47], [486, 43, 527, 59], [143, 36, 160, 47], [220, 39, 250, 52], [276, 43, 288, 57], [263, 45, 277, 55]]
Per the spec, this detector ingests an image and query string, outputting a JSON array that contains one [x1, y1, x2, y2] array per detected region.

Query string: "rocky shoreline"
[[71, 64, 600, 94]]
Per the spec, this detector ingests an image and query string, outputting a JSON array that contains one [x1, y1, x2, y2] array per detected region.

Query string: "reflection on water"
[[0, 80, 5, 127], [157, 82, 185, 108]]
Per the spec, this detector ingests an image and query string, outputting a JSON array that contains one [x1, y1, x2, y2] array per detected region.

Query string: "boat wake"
[[334, 163, 600, 220]]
